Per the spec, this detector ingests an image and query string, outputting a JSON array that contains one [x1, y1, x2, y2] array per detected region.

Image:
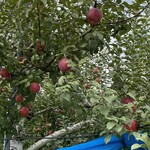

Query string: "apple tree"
[[0, 0, 150, 149]]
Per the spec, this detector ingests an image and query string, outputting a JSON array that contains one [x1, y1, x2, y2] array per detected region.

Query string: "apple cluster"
[[19, 82, 40, 117], [58, 7, 103, 73], [122, 97, 137, 132]]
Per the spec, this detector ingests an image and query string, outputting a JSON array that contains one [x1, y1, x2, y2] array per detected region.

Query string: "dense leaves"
[[0, 0, 150, 149]]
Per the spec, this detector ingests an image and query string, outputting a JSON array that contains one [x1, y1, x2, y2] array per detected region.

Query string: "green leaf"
[[90, 95, 100, 105], [114, 124, 123, 133], [127, 91, 136, 100], [131, 144, 142, 150], [17, 0, 23, 7], [41, 0, 47, 6], [63, 93, 71, 101], [58, 76, 67, 86], [99, 107, 110, 116], [80, 43, 87, 48], [0, 42, 4, 47], [106, 121, 116, 130], [105, 134, 111, 144], [104, 95, 118, 104]]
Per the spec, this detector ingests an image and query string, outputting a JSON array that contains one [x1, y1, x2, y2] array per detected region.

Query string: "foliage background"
[[0, 0, 149, 149]]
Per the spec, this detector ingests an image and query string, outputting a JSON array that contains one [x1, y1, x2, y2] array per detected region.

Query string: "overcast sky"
[[123, 0, 133, 3]]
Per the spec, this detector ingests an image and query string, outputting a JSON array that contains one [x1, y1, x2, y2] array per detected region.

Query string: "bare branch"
[[34, 108, 50, 116]]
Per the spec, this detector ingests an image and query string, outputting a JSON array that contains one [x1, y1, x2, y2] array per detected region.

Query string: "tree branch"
[[10, 88, 19, 99], [80, 2, 150, 38], [107, 2, 150, 25], [40, 56, 57, 71], [34, 108, 50, 116], [27, 119, 94, 150]]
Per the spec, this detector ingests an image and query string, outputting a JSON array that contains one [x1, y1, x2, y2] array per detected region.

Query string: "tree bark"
[[27, 119, 93, 150], [10, 140, 23, 150]]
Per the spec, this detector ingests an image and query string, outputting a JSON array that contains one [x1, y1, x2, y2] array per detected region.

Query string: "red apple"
[[35, 127, 41, 132], [15, 95, 24, 103], [132, 105, 137, 112], [95, 77, 101, 83], [30, 82, 40, 93], [93, 67, 99, 73], [18, 56, 24, 62], [58, 57, 71, 72], [0, 68, 11, 78], [122, 97, 136, 112], [122, 97, 134, 104], [125, 120, 137, 132], [48, 130, 54, 135], [55, 108, 63, 114], [36, 40, 45, 52], [56, 120, 62, 126], [86, 8, 102, 26], [36, 41, 42, 52], [83, 83, 91, 89], [20, 107, 29, 117], [27, 103, 32, 108]]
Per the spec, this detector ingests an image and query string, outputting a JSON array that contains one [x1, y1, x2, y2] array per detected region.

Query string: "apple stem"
[[94, 0, 97, 8]]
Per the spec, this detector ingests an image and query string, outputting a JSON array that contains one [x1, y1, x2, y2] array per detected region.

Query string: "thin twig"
[[80, 2, 150, 38], [10, 88, 19, 99], [34, 108, 50, 116], [107, 2, 150, 25]]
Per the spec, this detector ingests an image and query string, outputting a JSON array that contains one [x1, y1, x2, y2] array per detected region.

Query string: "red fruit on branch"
[[122, 97, 136, 112], [58, 57, 71, 72], [0, 68, 11, 78], [35, 127, 41, 132], [30, 82, 40, 93], [83, 83, 91, 89], [93, 67, 99, 73], [95, 77, 101, 83], [56, 120, 62, 126], [122, 97, 134, 104], [15, 95, 24, 103], [36, 40, 45, 52], [48, 130, 54, 135], [125, 120, 137, 132], [132, 105, 137, 112], [18, 56, 24, 62], [20, 107, 29, 117], [27, 103, 33, 108], [86, 8, 102, 26]]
